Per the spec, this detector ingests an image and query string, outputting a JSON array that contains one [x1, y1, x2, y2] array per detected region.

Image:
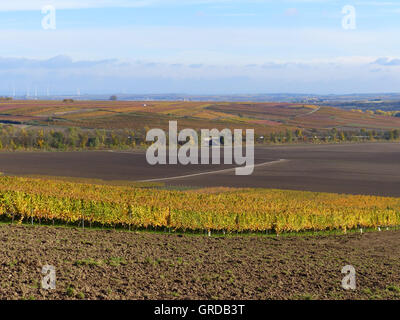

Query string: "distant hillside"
[[1, 100, 400, 135]]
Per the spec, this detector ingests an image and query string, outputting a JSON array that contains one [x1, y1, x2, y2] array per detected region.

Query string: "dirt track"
[[0, 143, 400, 196], [1, 224, 400, 300]]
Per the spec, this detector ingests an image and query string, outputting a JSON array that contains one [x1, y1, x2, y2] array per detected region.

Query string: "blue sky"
[[0, 0, 400, 95]]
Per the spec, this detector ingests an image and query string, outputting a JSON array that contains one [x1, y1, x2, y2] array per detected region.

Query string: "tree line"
[[258, 128, 400, 144], [0, 126, 143, 151], [0, 125, 399, 151]]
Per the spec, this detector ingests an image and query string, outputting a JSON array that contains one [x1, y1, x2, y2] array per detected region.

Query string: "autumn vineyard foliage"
[[0, 176, 399, 233]]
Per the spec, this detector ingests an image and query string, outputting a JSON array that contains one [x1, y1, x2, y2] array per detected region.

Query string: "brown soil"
[[1, 224, 400, 300]]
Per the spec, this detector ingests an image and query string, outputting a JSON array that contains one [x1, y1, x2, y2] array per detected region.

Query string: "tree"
[[95, 129, 106, 147], [78, 132, 89, 148], [109, 95, 117, 101], [278, 132, 284, 143], [88, 136, 100, 148], [9, 139, 17, 150], [285, 130, 293, 143], [37, 130, 46, 149], [51, 131, 65, 149], [295, 129, 303, 141], [331, 128, 338, 141], [111, 132, 120, 147], [67, 127, 78, 148]]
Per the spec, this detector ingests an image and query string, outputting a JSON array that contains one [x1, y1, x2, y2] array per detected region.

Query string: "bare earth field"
[[1, 224, 400, 300], [1, 142, 400, 301], [0, 143, 400, 196]]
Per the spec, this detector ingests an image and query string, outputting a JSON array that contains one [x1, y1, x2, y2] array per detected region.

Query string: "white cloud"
[[373, 57, 400, 66], [0, 54, 399, 95]]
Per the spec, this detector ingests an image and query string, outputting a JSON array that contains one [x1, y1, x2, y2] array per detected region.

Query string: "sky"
[[0, 0, 400, 95]]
